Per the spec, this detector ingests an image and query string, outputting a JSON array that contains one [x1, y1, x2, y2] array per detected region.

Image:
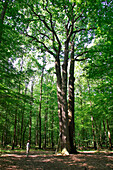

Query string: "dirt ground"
[[0, 150, 113, 170]]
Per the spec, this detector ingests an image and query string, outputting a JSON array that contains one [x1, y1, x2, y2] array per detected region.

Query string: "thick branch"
[[74, 10, 84, 23], [0, 0, 8, 23], [29, 5, 52, 32], [75, 50, 89, 61], [45, 7, 61, 52], [52, 33, 57, 53], [66, 7, 83, 42], [29, 4, 61, 54], [66, 16, 74, 42], [75, 57, 88, 61], [37, 29, 52, 40], [26, 33, 55, 57]]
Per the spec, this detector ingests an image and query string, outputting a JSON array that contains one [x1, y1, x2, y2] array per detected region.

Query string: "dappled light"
[[0, 151, 113, 169], [0, 0, 112, 169]]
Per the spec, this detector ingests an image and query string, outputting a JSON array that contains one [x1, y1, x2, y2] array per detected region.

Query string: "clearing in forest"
[[0, 150, 113, 169]]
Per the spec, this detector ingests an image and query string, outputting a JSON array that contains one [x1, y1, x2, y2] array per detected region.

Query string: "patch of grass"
[[0, 149, 11, 155]]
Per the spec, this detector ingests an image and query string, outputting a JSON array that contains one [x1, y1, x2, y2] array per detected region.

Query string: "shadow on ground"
[[0, 151, 113, 170]]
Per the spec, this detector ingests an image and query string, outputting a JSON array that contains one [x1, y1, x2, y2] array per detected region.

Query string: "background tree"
[[0, 0, 112, 152]]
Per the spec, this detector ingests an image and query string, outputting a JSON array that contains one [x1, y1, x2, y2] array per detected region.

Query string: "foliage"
[[0, 0, 112, 150]]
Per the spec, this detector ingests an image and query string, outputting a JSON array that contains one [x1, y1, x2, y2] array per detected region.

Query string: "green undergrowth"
[[0, 145, 113, 156], [0, 147, 55, 155], [78, 149, 113, 154]]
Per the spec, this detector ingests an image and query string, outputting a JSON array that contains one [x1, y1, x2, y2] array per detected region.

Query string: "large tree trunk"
[[68, 40, 76, 153], [55, 53, 62, 150], [61, 41, 70, 151]]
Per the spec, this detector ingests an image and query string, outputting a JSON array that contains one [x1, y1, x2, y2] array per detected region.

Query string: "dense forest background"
[[0, 0, 113, 153]]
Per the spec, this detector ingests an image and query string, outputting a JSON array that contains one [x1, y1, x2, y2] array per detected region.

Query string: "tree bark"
[[16, 115, 20, 146], [68, 40, 76, 153], [44, 100, 48, 149], [87, 79, 97, 150], [61, 41, 70, 151], [55, 53, 62, 150], [19, 57, 26, 149], [0, 0, 8, 43], [12, 109, 17, 150], [51, 108, 54, 149], [91, 116, 97, 150], [103, 120, 107, 148], [2, 124, 5, 147], [35, 111, 38, 146], [99, 121, 102, 148], [95, 123, 99, 150], [106, 119, 112, 150], [29, 79, 34, 142], [39, 65, 44, 149]]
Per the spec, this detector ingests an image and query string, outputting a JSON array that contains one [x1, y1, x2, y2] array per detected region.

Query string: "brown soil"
[[0, 151, 113, 170]]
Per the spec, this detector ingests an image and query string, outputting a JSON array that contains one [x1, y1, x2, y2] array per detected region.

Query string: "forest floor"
[[0, 150, 113, 170]]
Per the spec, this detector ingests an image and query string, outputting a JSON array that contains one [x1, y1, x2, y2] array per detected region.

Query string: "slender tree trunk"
[[43, 89, 49, 149], [29, 80, 34, 142], [12, 109, 17, 150], [87, 79, 97, 150], [11, 79, 20, 150], [20, 84, 27, 149], [51, 110, 54, 149], [20, 109, 24, 148], [106, 119, 112, 150], [19, 57, 25, 148], [39, 65, 44, 149], [44, 104, 48, 149], [99, 121, 102, 148], [39, 101, 42, 149], [2, 125, 5, 147], [4, 109, 8, 146], [17, 115, 20, 146], [91, 116, 97, 150], [35, 112, 38, 146], [29, 109, 32, 142], [95, 123, 99, 150], [78, 79, 86, 146], [103, 120, 107, 148], [68, 39, 76, 153], [23, 122, 29, 148]]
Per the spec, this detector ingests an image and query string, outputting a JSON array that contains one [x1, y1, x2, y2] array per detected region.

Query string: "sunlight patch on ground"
[[106, 163, 113, 168], [0, 152, 113, 170], [1, 154, 25, 158]]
